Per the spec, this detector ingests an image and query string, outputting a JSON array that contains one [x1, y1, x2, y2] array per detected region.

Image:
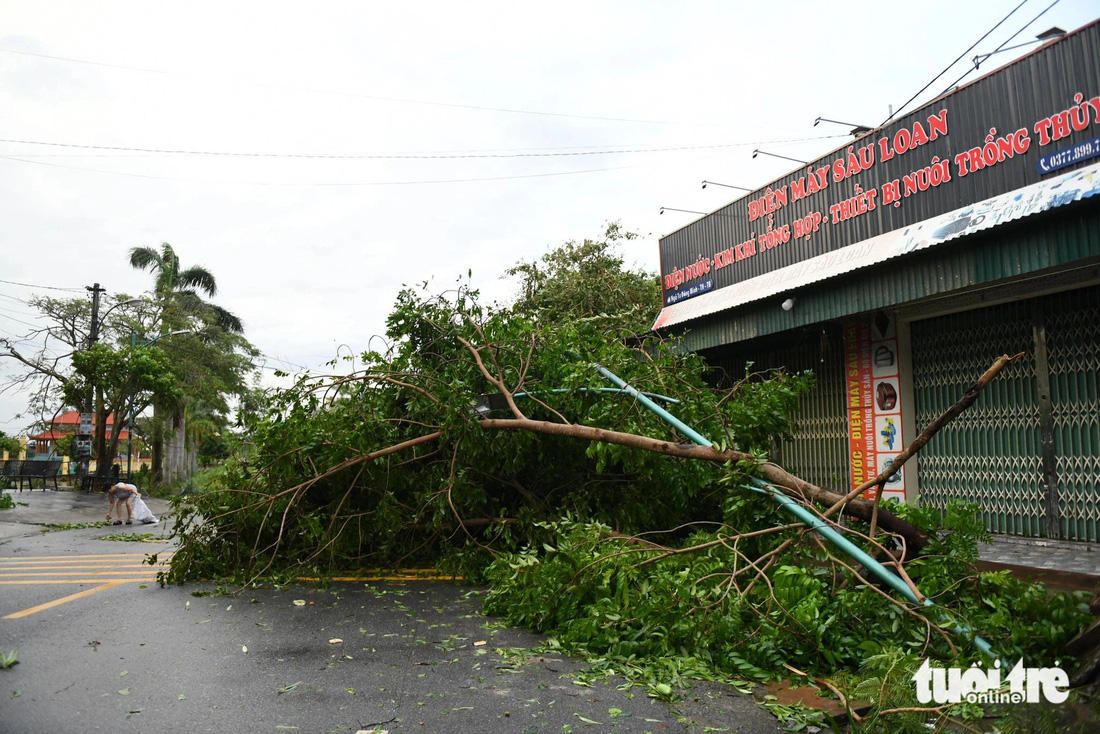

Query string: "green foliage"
[[98, 533, 157, 542], [0, 651, 18, 669], [164, 228, 812, 585], [155, 225, 1094, 730], [0, 431, 20, 456], [504, 222, 659, 333], [40, 522, 108, 532], [482, 502, 1091, 693], [198, 434, 229, 466], [0, 493, 14, 510], [65, 344, 182, 418]]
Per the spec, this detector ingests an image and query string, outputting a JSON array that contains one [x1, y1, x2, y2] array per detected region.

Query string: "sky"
[[1, 0, 1097, 435]]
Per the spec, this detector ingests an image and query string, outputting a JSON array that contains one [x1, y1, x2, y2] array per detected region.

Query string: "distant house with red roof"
[[28, 410, 131, 457]]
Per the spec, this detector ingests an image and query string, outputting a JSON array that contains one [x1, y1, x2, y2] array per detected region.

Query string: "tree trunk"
[[150, 402, 164, 484], [93, 388, 111, 476], [162, 408, 196, 485]]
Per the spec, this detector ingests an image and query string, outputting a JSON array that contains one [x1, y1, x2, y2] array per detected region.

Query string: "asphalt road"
[[0, 488, 781, 734]]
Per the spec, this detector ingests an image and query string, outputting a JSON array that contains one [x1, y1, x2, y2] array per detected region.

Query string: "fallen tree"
[[162, 243, 1093, 729]]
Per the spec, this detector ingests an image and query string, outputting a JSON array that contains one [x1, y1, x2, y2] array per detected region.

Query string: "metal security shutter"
[[706, 330, 849, 491], [1047, 286, 1100, 541], [910, 302, 1045, 536]]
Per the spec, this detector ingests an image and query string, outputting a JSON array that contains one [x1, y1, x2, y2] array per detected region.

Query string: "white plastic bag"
[[131, 497, 158, 524]]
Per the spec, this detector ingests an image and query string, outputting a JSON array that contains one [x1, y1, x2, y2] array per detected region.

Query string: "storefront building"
[[655, 21, 1100, 542]]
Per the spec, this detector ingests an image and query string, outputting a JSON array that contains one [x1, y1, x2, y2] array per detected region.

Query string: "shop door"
[[1047, 286, 1100, 541], [911, 285, 1100, 541], [910, 301, 1046, 537]]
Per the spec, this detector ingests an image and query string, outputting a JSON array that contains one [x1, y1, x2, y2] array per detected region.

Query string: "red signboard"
[[845, 314, 906, 501]]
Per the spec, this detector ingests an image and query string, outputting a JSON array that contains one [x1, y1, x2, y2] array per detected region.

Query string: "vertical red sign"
[[845, 314, 906, 501]]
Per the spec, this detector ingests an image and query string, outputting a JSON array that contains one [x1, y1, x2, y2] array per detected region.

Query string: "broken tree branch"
[[478, 416, 929, 555], [824, 352, 1025, 519]]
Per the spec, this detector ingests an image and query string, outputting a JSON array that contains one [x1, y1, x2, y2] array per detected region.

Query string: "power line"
[[0, 46, 715, 127], [937, 0, 1061, 96], [0, 154, 640, 186], [0, 312, 46, 330], [0, 278, 84, 292], [0, 304, 44, 320], [0, 135, 845, 160], [881, 0, 1030, 126]]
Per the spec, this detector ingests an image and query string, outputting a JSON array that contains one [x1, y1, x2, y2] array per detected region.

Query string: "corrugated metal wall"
[[1048, 286, 1100, 541], [910, 284, 1100, 540], [658, 22, 1100, 305], [675, 202, 1100, 354], [911, 301, 1045, 535], [704, 328, 849, 491]]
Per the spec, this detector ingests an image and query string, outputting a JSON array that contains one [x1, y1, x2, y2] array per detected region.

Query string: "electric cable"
[[0, 278, 84, 292], [0, 46, 715, 127], [0, 154, 638, 186], [0, 312, 47, 330], [881, 0, 1030, 126], [936, 0, 1061, 96], [0, 135, 845, 160]]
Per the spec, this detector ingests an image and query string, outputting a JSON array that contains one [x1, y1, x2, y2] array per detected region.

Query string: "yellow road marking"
[[0, 567, 159, 572], [0, 553, 170, 561], [0, 578, 155, 585], [3, 580, 129, 619], [0, 552, 167, 618], [0, 570, 162, 578]]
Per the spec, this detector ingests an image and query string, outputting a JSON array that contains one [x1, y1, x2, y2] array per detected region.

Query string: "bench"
[[81, 465, 121, 493], [2, 459, 22, 488], [11, 459, 63, 490]]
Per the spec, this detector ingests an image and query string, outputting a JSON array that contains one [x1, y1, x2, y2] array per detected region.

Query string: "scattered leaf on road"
[[328, 638, 342, 644], [292, 600, 306, 607], [574, 714, 602, 724], [118, 689, 130, 695], [277, 681, 301, 695], [242, 645, 248, 654]]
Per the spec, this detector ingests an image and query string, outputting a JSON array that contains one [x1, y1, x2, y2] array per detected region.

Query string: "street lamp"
[[752, 149, 807, 165], [127, 329, 192, 481], [814, 117, 873, 137], [701, 180, 752, 191]]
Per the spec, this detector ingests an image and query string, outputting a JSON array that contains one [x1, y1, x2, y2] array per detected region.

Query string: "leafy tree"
[[0, 430, 20, 457], [0, 296, 96, 429], [129, 243, 252, 484], [0, 294, 147, 470], [504, 221, 659, 332], [159, 226, 1092, 726], [63, 342, 182, 473]]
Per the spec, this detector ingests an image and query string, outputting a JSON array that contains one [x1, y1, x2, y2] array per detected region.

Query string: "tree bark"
[[479, 417, 929, 555]]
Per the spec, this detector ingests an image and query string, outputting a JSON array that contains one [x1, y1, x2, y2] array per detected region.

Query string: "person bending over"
[[106, 482, 140, 525]]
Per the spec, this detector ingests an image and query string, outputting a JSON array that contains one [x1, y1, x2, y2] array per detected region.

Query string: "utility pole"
[[87, 283, 105, 347], [82, 283, 107, 483]]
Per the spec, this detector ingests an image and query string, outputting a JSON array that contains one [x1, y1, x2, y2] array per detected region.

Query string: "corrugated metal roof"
[[673, 200, 1100, 352], [654, 162, 1100, 331]]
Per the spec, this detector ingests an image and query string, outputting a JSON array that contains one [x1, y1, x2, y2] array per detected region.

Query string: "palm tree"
[[130, 243, 244, 484], [129, 244, 244, 334]]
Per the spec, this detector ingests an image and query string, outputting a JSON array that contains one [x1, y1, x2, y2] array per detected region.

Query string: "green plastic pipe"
[[594, 364, 997, 662], [593, 365, 710, 445]]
